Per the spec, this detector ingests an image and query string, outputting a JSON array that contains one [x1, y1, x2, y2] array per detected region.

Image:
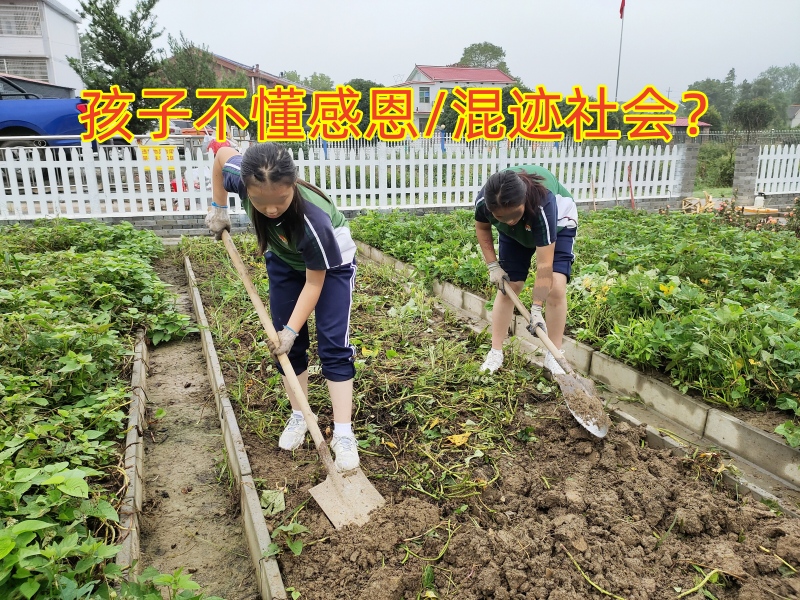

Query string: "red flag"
[[620, 0, 625, 18]]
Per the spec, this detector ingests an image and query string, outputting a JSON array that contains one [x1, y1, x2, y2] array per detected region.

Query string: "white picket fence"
[[294, 141, 682, 210], [0, 137, 683, 220], [756, 144, 800, 194]]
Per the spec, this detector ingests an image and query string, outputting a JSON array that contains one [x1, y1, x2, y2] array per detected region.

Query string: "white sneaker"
[[330, 433, 360, 472], [278, 414, 308, 451], [544, 350, 566, 376], [480, 349, 504, 373]]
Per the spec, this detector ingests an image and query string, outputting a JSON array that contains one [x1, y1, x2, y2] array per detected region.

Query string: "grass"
[[690, 187, 733, 198]]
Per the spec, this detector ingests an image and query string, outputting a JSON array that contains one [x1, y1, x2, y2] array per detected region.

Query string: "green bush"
[[695, 142, 735, 188]]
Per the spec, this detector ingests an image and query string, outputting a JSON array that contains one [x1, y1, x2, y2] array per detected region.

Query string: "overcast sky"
[[60, 0, 800, 100]]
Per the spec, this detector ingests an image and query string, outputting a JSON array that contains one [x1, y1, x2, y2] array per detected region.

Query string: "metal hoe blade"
[[309, 469, 386, 529], [555, 373, 611, 438]]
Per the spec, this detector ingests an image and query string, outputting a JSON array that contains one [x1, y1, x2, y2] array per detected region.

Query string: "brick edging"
[[184, 257, 287, 600]]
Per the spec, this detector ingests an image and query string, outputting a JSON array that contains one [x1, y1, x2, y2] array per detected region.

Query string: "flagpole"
[[614, 10, 625, 102]]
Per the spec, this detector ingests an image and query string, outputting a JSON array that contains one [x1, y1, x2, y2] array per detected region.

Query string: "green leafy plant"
[[774, 422, 800, 448], [0, 221, 202, 598], [107, 565, 224, 600], [265, 521, 309, 557]]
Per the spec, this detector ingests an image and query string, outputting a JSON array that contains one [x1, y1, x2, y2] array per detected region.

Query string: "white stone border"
[[185, 257, 287, 600], [356, 241, 800, 515]]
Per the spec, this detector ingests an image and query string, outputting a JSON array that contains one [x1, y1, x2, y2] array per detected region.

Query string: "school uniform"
[[474, 164, 578, 282], [222, 154, 357, 381]]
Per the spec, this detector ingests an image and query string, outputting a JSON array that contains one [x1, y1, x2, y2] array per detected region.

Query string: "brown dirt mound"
[[242, 410, 797, 600]]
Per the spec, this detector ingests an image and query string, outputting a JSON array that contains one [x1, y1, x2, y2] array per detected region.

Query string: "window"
[[418, 116, 429, 132], [419, 87, 430, 104], [0, 4, 41, 36], [0, 57, 49, 82]]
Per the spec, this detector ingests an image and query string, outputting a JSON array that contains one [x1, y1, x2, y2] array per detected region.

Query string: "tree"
[[758, 64, 800, 95], [738, 76, 773, 103], [282, 70, 301, 84], [737, 79, 754, 107], [159, 33, 218, 118], [458, 42, 511, 77], [343, 78, 383, 132], [305, 72, 334, 91], [702, 105, 724, 131], [730, 98, 777, 130], [67, 0, 163, 134], [280, 70, 334, 91], [685, 75, 735, 122], [723, 68, 737, 107]]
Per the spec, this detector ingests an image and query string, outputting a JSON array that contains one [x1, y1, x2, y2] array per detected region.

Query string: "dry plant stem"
[[559, 543, 627, 600], [758, 546, 798, 573], [674, 559, 746, 580], [676, 569, 721, 599]]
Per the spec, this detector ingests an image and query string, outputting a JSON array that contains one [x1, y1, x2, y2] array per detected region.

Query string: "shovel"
[[220, 231, 385, 529], [504, 286, 610, 439]]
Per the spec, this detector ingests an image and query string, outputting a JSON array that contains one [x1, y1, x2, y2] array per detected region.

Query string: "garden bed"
[[180, 234, 798, 600], [349, 207, 800, 449], [0, 220, 219, 599]]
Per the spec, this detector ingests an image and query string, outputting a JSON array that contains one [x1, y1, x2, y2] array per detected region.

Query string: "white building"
[[0, 0, 82, 94], [787, 105, 800, 129], [395, 65, 516, 132]]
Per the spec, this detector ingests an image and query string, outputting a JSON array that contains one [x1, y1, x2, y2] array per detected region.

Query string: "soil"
[[554, 374, 611, 436], [735, 408, 796, 438], [184, 251, 798, 600], [240, 414, 799, 600], [139, 259, 258, 599]]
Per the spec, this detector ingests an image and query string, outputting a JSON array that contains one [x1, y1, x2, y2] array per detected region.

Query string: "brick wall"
[[732, 144, 760, 204]]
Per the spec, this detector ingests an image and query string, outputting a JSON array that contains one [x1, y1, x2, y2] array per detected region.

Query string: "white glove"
[[526, 304, 547, 336], [267, 327, 298, 359], [205, 203, 231, 240], [487, 261, 509, 294]]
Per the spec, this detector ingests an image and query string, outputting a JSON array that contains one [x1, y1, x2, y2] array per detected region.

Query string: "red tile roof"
[[414, 65, 515, 84], [672, 118, 711, 127]]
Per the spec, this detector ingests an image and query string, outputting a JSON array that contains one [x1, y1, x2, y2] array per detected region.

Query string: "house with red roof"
[[394, 65, 515, 131], [669, 117, 712, 137]]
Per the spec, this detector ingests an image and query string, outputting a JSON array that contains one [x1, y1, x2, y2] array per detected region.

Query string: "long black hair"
[[240, 143, 333, 256], [483, 169, 548, 225]]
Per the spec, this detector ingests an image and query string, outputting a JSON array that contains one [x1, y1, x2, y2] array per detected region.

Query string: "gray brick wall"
[[3, 202, 687, 236], [761, 192, 798, 209], [732, 144, 760, 204], [676, 140, 700, 198]]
